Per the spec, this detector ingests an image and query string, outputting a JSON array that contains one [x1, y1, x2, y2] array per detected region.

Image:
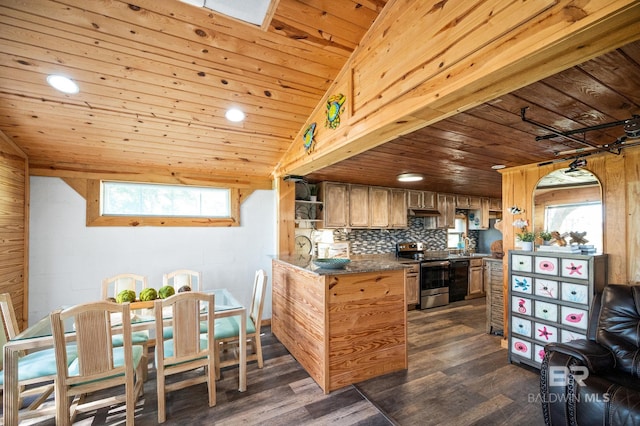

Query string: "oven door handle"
[[421, 261, 450, 268]]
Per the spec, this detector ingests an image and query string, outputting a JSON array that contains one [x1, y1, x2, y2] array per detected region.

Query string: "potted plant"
[[517, 230, 536, 251], [309, 185, 318, 202], [537, 230, 553, 245]]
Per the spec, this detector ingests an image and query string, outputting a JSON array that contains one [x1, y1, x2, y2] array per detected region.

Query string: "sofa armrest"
[[545, 340, 615, 373]]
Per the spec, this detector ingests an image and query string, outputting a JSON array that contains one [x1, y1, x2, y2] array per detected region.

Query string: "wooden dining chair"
[[161, 269, 204, 340], [50, 300, 144, 426], [214, 269, 267, 379], [0, 293, 78, 422], [154, 291, 216, 423], [101, 273, 150, 380], [163, 269, 202, 291]]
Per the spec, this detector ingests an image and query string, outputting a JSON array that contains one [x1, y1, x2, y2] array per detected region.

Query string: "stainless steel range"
[[396, 242, 450, 309]]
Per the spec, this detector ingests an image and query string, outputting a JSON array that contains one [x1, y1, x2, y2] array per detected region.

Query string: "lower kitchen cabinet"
[[405, 263, 419, 306], [467, 258, 484, 298], [507, 250, 607, 369]]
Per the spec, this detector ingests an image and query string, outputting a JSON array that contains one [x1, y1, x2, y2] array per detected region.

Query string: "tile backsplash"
[[330, 217, 478, 255]]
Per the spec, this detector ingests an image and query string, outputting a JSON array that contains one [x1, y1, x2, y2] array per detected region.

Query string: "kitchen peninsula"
[[271, 257, 408, 393]]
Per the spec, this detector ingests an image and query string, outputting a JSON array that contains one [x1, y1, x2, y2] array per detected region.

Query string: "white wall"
[[28, 177, 276, 325]]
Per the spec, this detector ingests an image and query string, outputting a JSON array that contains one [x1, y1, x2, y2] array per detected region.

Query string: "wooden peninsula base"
[[272, 258, 408, 393]]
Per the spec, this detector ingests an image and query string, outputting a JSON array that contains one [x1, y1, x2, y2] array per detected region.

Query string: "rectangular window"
[[101, 181, 230, 217], [86, 179, 239, 227]]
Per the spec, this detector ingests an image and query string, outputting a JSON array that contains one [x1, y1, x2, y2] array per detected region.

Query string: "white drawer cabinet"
[[507, 250, 607, 368]]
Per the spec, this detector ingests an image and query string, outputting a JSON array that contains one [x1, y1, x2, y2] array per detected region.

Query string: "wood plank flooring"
[[22, 298, 544, 425]]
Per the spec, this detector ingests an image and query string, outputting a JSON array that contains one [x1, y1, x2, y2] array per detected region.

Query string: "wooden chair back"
[[50, 300, 143, 425], [163, 269, 202, 291], [0, 293, 19, 369], [154, 291, 216, 422], [101, 273, 148, 299], [249, 269, 268, 335]]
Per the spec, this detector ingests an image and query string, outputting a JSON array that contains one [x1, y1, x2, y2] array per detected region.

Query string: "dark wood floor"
[[24, 298, 544, 425]]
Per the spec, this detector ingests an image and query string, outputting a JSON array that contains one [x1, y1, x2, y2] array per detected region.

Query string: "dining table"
[[3, 288, 247, 425]]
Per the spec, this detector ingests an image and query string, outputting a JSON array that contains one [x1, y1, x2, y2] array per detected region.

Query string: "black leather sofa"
[[540, 284, 640, 426]]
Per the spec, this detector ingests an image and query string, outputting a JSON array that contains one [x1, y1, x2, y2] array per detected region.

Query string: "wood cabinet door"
[[456, 195, 470, 208], [489, 198, 502, 211], [423, 191, 436, 209], [349, 185, 370, 227], [468, 196, 482, 209], [469, 265, 484, 295], [437, 194, 455, 228], [322, 183, 348, 228], [406, 273, 419, 305], [389, 189, 407, 228], [407, 190, 422, 209], [369, 187, 390, 227]]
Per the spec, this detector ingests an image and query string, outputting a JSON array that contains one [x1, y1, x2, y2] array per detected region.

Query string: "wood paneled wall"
[[500, 145, 640, 285], [0, 131, 28, 329]]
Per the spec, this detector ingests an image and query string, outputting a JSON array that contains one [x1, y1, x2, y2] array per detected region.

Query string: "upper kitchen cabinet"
[[437, 194, 456, 229], [319, 182, 407, 229], [408, 190, 437, 210], [456, 195, 482, 209], [389, 189, 408, 228], [489, 198, 502, 211], [469, 198, 491, 230], [369, 187, 390, 228], [349, 185, 370, 228], [319, 182, 349, 228]]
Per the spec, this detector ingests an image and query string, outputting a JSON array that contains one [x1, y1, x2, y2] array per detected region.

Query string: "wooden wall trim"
[[275, 0, 640, 178]]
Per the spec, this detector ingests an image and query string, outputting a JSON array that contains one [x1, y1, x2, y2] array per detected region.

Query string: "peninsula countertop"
[[273, 254, 411, 275]]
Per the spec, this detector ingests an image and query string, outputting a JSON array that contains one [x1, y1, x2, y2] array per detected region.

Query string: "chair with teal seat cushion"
[[214, 269, 267, 379], [0, 293, 79, 422], [50, 300, 144, 426], [154, 291, 215, 423], [161, 269, 203, 340], [101, 273, 150, 380]]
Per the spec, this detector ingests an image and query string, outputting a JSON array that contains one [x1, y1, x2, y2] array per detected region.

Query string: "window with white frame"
[[447, 217, 467, 248]]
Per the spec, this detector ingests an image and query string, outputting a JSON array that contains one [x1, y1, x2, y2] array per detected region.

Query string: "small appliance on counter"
[[396, 242, 450, 309]]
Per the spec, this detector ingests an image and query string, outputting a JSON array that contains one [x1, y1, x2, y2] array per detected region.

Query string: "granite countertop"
[[274, 254, 410, 276], [273, 252, 500, 276]]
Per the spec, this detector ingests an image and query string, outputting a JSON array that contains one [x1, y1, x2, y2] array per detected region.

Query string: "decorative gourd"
[[115, 289, 136, 303], [158, 285, 175, 299], [139, 288, 158, 301]]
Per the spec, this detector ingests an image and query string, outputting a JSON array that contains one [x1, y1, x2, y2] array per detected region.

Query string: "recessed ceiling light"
[[46, 75, 79, 94], [397, 173, 424, 182], [225, 108, 245, 122], [491, 164, 506, 170]]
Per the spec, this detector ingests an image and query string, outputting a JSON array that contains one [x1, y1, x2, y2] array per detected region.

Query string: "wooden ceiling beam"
[[276, 0, 640, 177]]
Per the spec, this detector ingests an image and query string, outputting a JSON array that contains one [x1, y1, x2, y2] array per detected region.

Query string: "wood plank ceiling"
[[1, 0, 639, 199]]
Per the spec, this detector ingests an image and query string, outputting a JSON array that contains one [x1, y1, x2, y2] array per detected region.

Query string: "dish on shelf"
[[313, 258, 351, 269]]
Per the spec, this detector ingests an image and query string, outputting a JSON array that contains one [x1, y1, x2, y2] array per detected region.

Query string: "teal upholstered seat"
[[0, 345, 78, 385], [162, 322, 208, 339], [67, 345, 143, 381], [214, 316, 256, 339], [50, 300, 145, 425], [214, 270, 267, 380], [159, 337, 208, 364], [112, 330, 150, 346]]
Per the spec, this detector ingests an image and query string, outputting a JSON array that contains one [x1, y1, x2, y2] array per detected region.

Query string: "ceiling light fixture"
[[397, 173, 424, 182], [225, 108, 245, 122], [46, 75, 79, 94], [491, 164, 506, 170]]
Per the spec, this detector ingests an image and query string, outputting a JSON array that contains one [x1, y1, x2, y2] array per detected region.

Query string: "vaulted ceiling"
[[1, 0, 639, 199]]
